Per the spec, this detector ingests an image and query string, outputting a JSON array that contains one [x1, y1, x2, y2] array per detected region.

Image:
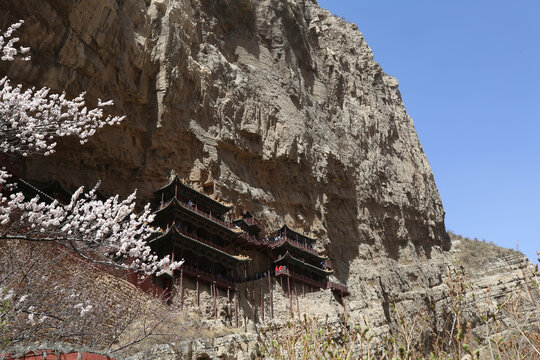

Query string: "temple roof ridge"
[[153, 196, 243, 235], [271, 237, 328, 260], [155, 171, 233, 213]]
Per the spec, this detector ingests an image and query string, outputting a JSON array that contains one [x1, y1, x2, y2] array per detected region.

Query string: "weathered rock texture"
[[5, 0, 528, 357]]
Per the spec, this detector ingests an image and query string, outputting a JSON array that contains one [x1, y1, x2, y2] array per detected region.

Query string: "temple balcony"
[[277, 224, 317, 245], [327, 281, 350, 296], [274, 251, 333, 277], [180, 264, 236, 290], [267, 236, 324, 259], [274, 266, 328, 290], [175, 226, 232, 255], [241, 216, 261, 231], [154, 197, 243, 239], [233, 232, 269, 249], [150, 226, 248, 268]]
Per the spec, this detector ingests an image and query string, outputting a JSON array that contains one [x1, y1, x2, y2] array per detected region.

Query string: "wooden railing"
[[182, 265, 236, 289], [243, 217, 261, 228], [176, 227, 233, 255], [161, 198, 238, 231], [267, 237, 320, 256], [240, 232, 269, 247], [275, 266, 290, 277], [327, 281, 349, 295], [274, 266, 328, 289]]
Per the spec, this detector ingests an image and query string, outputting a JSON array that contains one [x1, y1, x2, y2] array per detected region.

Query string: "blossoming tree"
[[0, 20, 182, 275]]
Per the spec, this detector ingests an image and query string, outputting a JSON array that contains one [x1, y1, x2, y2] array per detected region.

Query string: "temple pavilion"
[[148, 172, 249, 295], [268, 225, 348, 297], [231, 210, 268, 249]]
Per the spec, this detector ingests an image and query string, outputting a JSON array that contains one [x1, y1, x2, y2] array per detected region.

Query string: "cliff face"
[[1, 0, 451, 340]]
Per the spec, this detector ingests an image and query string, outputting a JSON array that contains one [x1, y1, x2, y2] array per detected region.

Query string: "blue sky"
[[318, 0, 540, 263]]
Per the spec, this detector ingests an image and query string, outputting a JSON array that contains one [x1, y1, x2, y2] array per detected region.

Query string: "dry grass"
[[258, 262, 540, 359], [449, 232, 520, 272], [0, 240, 233, 357]]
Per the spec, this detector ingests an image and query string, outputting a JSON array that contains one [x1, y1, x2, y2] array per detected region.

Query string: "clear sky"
[[318, 0, 540, 263]]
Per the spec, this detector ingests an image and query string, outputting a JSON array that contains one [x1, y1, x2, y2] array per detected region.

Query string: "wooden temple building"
[[148, 173, 249, 311], [8, 171, 349, 324], [147, 172, 349, 306]]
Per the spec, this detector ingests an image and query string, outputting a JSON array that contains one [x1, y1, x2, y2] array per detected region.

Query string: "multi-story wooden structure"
[[149, 173, 249, 297], [9, 171, 349, 323], [268, 225, 349, 297], [269, 225, 332, 289]]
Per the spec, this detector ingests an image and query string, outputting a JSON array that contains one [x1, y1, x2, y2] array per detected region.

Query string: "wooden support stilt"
[[226, 287, 230, 325], [244, 264, 248, 299], [180, 268, 184, 310], [295, 284, 300, 316], [196, 277, 200, 307], [302, 283, 305, 298], [235, 292, 238, 328], [214, 283, 218, 320], [260, 280, 264, 322], [251, 262, 256, 324], [287, 276, 292, 316], [251, 261, 255, 293], [269, 273, 274, 319]]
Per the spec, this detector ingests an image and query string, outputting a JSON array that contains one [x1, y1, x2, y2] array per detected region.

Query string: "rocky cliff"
[[0, 0, 482, 354]]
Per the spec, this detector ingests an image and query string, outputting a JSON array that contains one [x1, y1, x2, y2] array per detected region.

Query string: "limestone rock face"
[[1, 0, 452, 343]]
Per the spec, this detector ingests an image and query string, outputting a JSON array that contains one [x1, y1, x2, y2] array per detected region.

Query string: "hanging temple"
[[10, 170, 349, 325]]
